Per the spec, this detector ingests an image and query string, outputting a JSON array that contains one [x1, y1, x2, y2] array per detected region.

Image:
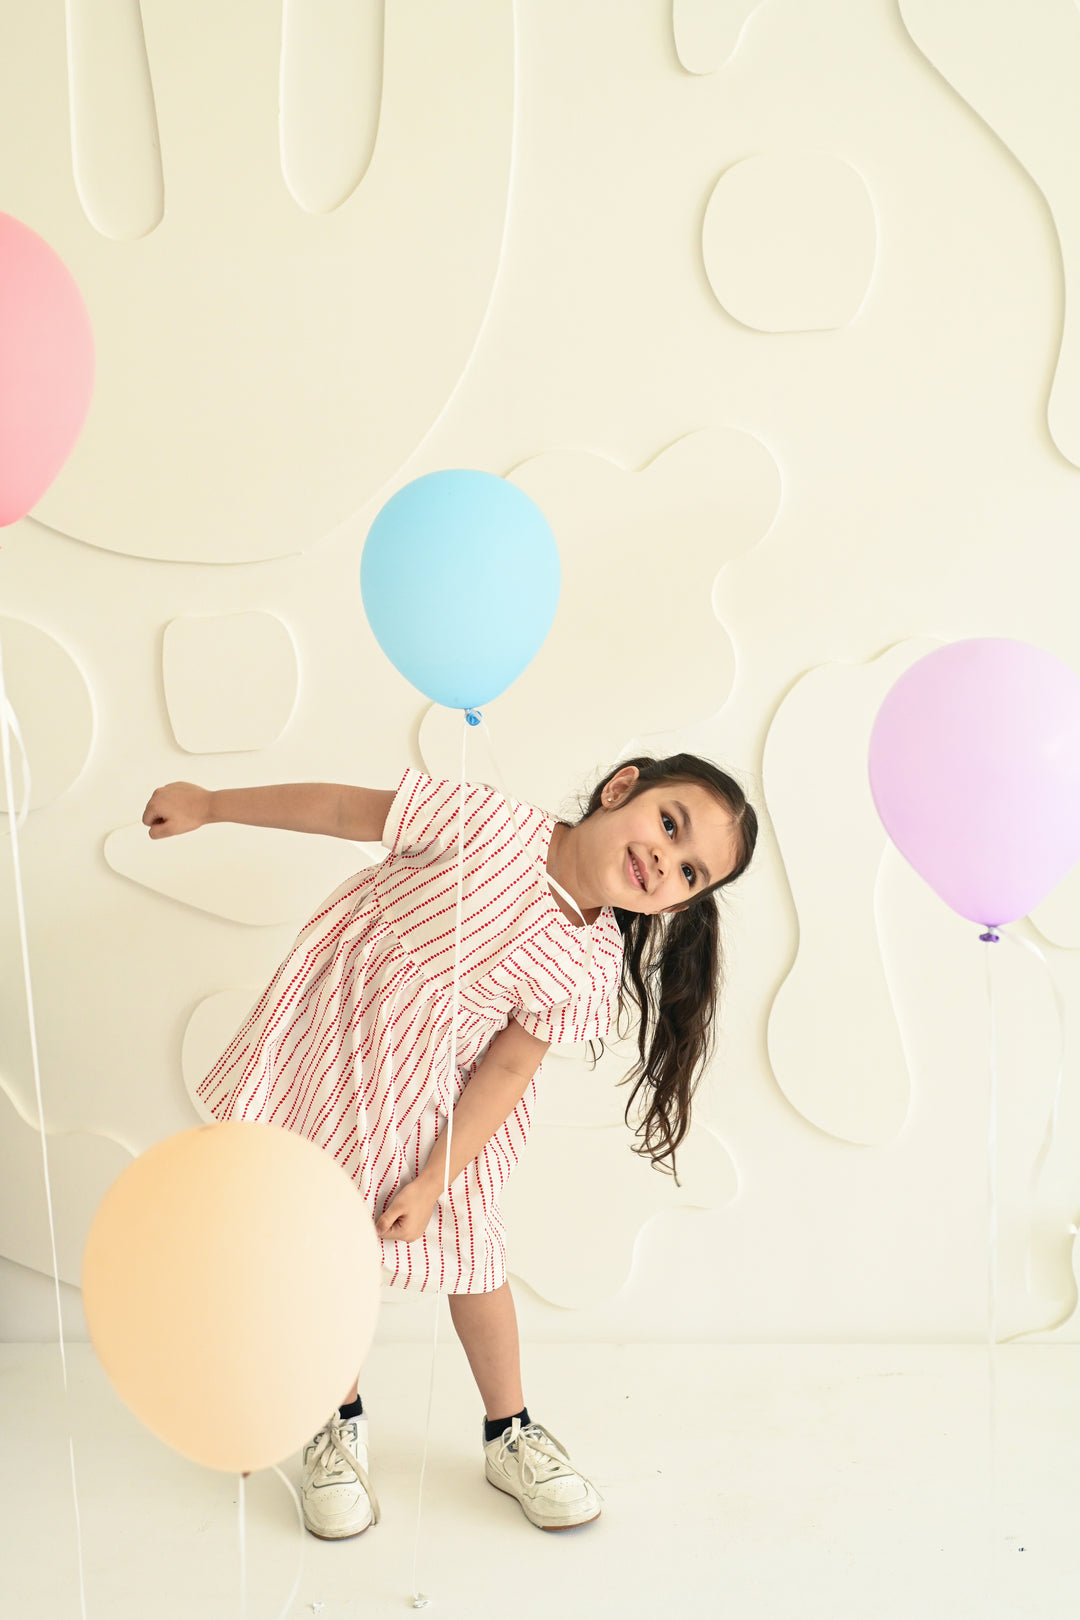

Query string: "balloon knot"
[[465, 709, 482, 726], [979, 930, 1000, 944]]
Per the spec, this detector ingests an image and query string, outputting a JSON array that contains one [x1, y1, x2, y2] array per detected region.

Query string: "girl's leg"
[[343, 1373, 360, 1403], [447, 1280, 524, 1420]]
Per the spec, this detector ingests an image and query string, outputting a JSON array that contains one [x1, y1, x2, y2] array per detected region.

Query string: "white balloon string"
[[983, 934, 999, 1613], [238, 1472, 247, 1617], [232, 1467, 306, 1620], [0, 632, 89, 1618], [66, 1433, 89, 1618], [408, 709, 468, 1610], [1, 688, 32, 827], [266, 1466, 306, 1617], [993, 927, 1068, 1315], [475, 713, 592, 993]]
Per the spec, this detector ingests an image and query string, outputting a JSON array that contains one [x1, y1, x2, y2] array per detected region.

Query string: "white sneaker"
[[300, 1410, 381, 1539], [483, 1416, 602, 1531]]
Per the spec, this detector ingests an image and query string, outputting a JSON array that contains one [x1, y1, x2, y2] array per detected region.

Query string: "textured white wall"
[[2, 0, 1079, 1347]]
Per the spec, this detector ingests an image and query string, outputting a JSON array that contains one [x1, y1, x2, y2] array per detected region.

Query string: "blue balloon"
[[360, 470, 560, 709]]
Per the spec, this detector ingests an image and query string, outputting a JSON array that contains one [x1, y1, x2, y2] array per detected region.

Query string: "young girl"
[[143, 753, 757, 1538]]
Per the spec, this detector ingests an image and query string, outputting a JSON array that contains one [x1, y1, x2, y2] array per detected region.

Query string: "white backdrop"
[[2, 0, 1079, 1347]]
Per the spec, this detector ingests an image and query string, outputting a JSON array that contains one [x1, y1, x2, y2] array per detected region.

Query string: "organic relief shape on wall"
[[762, 640, 941, 1144], [2, 0, 514, 560], [899, 0, 1080, 467], [0, 1081, 132, 1287], [66, 0, 163, 240], [527, 1035, 650, 1129], [1013, 1227, 1080, 1344], [0, 618, 95, 811], [68, 0, 385, 232], [416, 431, 781, 817], [673, 0, 769, 75], [703, 153, 877, 332], [162, 612, 299, 754], [279, 0, 385, 216], [502, 1120, 736, 1309], [1030, 872, 1080, 951], [181, 989, 263, 1120], [104, 822, 383, 926]]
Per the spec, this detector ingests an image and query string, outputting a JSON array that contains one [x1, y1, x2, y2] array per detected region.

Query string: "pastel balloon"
[[82, 1123, 380, 1474], [0, 213, 95, 525], [868, 638, 1080, 926], [361, 469, 560, 708]]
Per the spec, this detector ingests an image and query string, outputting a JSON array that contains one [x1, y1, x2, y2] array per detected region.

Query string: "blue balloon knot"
[[465, 709, 482, 726]]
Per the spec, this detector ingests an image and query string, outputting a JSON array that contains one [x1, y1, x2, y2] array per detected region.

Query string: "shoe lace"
[[495, 1418, 604, 1503], [310, 1413, 382, 1525]]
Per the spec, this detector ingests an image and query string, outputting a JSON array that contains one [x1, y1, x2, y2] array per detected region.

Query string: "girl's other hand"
[[143, 782, 213, 839], [375, 1180, 439, 1244]]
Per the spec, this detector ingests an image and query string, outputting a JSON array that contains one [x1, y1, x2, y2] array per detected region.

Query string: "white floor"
[[1, 1340, 1076, 1620]]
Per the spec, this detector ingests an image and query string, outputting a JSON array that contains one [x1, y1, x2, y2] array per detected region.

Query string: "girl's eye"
[[661, 812, 695, 885]]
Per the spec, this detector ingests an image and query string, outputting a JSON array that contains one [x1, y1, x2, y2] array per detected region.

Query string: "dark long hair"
[[574, 754, 757, 1185]]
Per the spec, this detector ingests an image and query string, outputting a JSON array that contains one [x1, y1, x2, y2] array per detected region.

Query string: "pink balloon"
[[868, 639, 1080, 927], [0, 212, 95, 526]]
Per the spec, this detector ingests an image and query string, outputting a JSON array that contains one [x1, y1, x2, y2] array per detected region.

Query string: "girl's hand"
[[143, 782, 213, 839], [375, 1180, 439, 1244]]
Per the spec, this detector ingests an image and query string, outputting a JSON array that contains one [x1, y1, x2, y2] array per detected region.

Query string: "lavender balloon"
[[868, 639, 1080, 927]]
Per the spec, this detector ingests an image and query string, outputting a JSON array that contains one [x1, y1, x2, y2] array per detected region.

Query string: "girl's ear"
[[602, 764, 640, 806]]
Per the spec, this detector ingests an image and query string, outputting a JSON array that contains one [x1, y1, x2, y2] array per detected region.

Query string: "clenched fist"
[[143, 782, 213, 839], [375, 1179, 440, 1244]]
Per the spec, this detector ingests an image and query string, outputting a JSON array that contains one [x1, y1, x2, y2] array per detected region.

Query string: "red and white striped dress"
[[196, 769, 624, 1294]]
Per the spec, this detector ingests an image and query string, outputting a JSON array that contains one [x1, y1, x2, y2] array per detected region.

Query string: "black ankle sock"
[[484, 1406, 530, 1443], [338, 1395, 363, 1420]]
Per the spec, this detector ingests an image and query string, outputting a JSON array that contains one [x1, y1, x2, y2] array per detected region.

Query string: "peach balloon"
[[0, 212, 95, 526], [82, 1122, 380, 1474]]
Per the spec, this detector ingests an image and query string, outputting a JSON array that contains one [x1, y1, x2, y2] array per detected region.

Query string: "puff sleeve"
[[511, 924, 623, 1045], [380, 767, 509, 858]]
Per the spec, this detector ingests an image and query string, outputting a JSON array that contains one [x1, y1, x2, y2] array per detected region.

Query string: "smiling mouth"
[[628, 850, 647, 892]]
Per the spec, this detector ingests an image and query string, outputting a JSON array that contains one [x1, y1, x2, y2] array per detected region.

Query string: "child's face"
[[589, 768, 742, 915]]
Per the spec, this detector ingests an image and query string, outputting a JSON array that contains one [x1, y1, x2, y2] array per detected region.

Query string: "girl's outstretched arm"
[[142, 781, 395, 840]]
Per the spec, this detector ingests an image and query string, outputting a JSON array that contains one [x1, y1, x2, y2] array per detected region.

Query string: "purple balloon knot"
[[979, 929, 1000, 944]]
